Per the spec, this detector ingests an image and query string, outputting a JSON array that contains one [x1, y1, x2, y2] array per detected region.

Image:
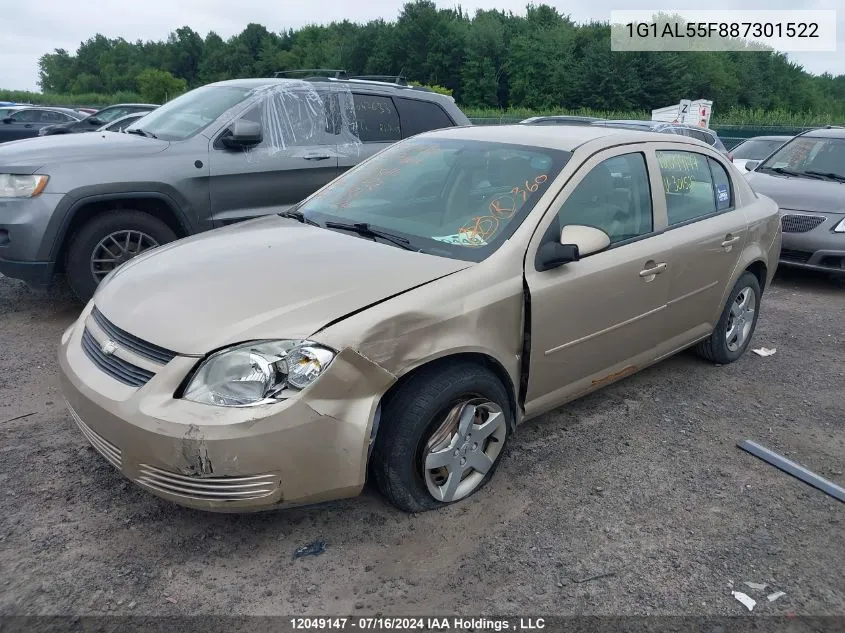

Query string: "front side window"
[[10, 110, 43, 123], [732, 139, 788, 160], [126, 85, 252, 141], [758, 136, 845, 181], [556, 153, 653, 245], [297, 137, 571, 262], [657, 151, 724, 225]]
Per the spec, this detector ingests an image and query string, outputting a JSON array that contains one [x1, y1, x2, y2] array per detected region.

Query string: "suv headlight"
[[183, 340, 336, 407], [0, 174, 49, 198], [834, 218, 845, 233]]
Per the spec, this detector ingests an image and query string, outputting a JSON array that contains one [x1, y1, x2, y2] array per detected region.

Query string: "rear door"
[[208, 90, 340, 225], [650, 147, 748, 348], [523, 146, 676, 415], [338, 92, 402, 175]]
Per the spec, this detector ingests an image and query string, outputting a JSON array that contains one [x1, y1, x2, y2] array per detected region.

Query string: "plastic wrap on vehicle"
[[219, 80, 361, 161]]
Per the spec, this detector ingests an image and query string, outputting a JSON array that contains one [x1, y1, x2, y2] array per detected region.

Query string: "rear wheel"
[[371, 362, 512, 512], [65, 210, 177, 302], [695, 271, 761, 364]]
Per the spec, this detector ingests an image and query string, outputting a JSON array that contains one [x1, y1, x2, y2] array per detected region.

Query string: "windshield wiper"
[[278, 209, 320, 226], [323, 221, 416, 251], [803, 170, 845, 183], [126, 128, 158, 139], [762, 166, 824, 179]]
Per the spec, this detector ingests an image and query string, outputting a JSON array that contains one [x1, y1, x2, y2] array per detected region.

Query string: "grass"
[[3, 89, 842, 128]]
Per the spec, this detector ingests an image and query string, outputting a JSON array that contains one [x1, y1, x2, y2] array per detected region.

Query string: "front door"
[[523, 148, 674, 415], [208, 91, 340, 225], [650, 148, 748, 348]]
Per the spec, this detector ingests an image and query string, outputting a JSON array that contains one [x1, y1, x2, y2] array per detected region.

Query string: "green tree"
[[136, 68, 187, 103]]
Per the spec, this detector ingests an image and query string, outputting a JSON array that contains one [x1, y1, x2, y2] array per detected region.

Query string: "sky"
[[1, 0, 842, 93]]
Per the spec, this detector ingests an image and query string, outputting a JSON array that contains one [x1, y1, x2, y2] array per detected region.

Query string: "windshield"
[[125, 85, 251, 141], [297, 137, 571, 262], [733, 139, 789, 160], [759, 136, 845, 179]]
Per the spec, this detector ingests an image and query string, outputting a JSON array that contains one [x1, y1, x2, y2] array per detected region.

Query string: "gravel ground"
[[0, 269, 843, 617]]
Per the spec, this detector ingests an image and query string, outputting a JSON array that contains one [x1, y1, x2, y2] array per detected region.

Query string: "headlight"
[[0, 174, 49, 198], [183, 340, 336, 407], [834, 218, 845, 233]]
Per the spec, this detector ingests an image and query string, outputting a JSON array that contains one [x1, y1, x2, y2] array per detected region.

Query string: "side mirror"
[[536, 225, 611, 272], [222, 119, 262, 149], [2, 118, 12, 124], [87, 117, 103, 126], [744, 160, 760, 171]]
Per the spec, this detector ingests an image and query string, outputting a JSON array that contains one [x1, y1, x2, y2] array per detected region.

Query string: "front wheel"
[[371, 362, 512, 512], [65, 210, 177, 302], [695, 271, 762, 364]]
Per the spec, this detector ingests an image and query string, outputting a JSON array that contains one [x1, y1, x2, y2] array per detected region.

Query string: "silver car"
[[744, 127, 845, 275]]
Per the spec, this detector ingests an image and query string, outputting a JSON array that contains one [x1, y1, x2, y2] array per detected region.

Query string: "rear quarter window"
[[394, 97, 456, 138]]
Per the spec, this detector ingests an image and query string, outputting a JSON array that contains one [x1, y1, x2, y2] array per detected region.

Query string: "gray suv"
[[0, 77, 470, 300]]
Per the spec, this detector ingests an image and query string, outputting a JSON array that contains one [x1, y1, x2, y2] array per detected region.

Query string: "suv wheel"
[[65, 210, 177, 302], [371, 362, 512, 512]]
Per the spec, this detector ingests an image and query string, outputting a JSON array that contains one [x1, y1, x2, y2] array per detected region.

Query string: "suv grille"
[[781, 214, 824, 233], [81, 328, 155, 387], [91, 306, 177, 364]]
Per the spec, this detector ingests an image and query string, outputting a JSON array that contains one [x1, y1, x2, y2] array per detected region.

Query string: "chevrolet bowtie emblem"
[[100, 339, 118, 356]]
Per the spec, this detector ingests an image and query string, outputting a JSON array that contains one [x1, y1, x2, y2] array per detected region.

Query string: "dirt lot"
[[0, 269, 843, 618]]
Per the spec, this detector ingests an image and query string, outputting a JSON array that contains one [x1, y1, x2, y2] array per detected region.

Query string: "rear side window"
[[657, 151, 725, 225], [352, 94, 401, 142], [394, 97, 455, 138]]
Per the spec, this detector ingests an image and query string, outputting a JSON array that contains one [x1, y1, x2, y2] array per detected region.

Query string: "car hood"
[[0, 132, 168, 171], [94, 216, 472, 355], [745, 171, 845, 214]]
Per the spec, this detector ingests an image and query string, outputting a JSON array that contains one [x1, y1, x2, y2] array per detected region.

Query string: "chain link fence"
[[468, 117, 813, 150]]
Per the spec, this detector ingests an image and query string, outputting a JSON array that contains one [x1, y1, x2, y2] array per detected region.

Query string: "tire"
[[695, 271, 762, 364], [371, 361, 512, 513], [65, 210, 177, 302]]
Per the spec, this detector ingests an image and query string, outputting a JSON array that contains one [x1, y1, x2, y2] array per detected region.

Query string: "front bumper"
[[779, 213, 845, 274], [58, 305, 396, 512]]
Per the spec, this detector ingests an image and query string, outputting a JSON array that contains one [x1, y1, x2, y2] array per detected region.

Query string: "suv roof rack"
[[274, 69, 349, 80], [349, 74, 408, 86]]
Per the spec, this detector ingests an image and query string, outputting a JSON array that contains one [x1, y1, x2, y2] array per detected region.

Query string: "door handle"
[[721, 234, 741, 248], [303, 154, 331, 161], [639, 262, 667, 278]]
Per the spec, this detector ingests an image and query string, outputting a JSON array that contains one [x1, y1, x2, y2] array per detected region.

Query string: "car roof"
[[801, 127, 845, 139], [11, 106, 84, 116], [207, 77, 453, 102], [417, 124, 718, 152], [97, 103, 159, 109], [738, 135, 792, 142]]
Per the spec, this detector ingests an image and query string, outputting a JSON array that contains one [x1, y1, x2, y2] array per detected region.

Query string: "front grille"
[[81, 328, 154, 387], [66, 401, 122, 469], [781, 214, 825, 233], [781, 249, 813, 263], [135, 463, 279, 502], [91, 306, 177, 365]]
